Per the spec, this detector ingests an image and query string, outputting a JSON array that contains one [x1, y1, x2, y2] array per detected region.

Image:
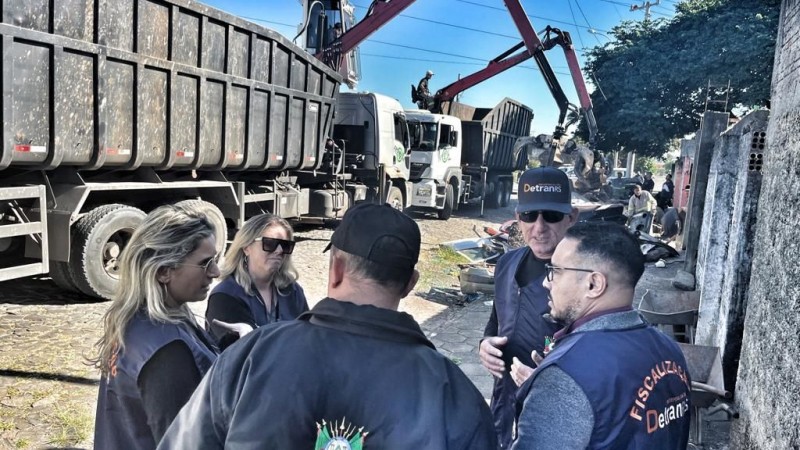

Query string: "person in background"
[[416, 70, 434, 109], [660, 207, 686, 243], [92, 204, 220, 449], [206, 213, 307, 350], [159, 203, 496, 449], [625, 184, 657, 218], [479, 167, 578, 448], [660, 174, 675, 209], [642, 172, 655, 192], [326, 22, 342, 45], [513, 222, 691, 449]]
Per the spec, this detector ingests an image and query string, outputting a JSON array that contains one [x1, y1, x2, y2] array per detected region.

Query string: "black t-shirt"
[[515, 250, 548, 287]]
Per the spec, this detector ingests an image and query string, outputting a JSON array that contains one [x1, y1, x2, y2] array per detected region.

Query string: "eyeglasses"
[[545, 263, 594, 282], [178, 256, 220, 275], [254, 237, 295, 255], [519, 210, 566, 224]]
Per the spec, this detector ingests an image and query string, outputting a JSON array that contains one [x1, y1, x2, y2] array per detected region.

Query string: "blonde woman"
[[92, 204, 220, 449], [206, 213, 308, 350]]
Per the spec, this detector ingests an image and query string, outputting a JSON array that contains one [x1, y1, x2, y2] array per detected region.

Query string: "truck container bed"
[[442, 98, 533, 171], [0, 0, 341, 172]]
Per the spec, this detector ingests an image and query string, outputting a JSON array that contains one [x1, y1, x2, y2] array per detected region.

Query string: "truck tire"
[[175, 200, 228, 255], [386, 186, 404, 211], [49, 260, 79, 293], [70, 205, 146, 299], [437, 184, 454, 220], [487, 181, 503, 209], [500, 181, 511, 207]]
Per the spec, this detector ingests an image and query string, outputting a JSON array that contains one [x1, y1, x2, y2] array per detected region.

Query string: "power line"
[[367, 10, 519, 40], [599, 0, 631, 7], [574, 0, 604, 45], [360, 52, 572, 76], [239, 16, 296, 30], [235, 8, 574, 72], [367, 39, 571, 74], [452, 0, 610, 33], [566, 0, 587, 49]]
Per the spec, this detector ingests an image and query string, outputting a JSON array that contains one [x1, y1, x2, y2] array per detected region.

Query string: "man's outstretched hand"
[[212, 319, 254, 338], [510, 350, 544, 387]]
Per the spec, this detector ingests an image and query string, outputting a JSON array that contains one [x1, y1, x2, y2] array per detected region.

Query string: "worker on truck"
[[415, 70, 434, 110]]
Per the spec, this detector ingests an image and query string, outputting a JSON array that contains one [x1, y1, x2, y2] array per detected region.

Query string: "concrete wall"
[[731, 0, 800, 447], [694, 111, 768, 393], [675, 111, 728, 289]]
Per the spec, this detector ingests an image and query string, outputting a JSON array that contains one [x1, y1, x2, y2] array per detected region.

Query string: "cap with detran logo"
[[516, 167, 572, 214]]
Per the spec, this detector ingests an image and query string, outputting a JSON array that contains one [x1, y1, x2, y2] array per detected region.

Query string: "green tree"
[[581, 0, 779, 158]]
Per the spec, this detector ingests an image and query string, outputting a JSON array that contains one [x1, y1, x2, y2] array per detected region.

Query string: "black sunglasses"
[[254, 237, 295, 254], [518, 210, 566, 224]]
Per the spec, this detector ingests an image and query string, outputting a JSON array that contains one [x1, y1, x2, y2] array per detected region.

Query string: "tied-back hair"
[[91, 204, 215, 376], [565, 221, 645, 288], [330, 246, 413, 296], [219, 213, 299, 295]]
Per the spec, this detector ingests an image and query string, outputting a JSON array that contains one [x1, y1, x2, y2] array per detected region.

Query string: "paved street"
[[0, 197, 732, 449]]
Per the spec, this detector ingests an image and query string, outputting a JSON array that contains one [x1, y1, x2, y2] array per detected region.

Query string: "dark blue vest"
[[530, 323, 691, 449], [491, 247, 560, 449], [210, 277, 309, 326], [94, 312, 217, 450]]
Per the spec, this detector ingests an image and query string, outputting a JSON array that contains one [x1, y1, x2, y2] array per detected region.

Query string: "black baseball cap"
[[324, 203, 420, 269], [516, 167, 572, 214]]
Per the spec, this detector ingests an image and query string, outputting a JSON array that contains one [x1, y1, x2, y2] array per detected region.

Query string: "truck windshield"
[[408, 121, 438, 151]]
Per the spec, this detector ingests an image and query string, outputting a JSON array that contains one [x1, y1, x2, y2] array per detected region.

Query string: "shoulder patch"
[[315, 418, 368, 450]]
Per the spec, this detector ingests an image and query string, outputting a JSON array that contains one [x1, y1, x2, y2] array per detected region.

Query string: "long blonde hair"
[[92, 204, 215, 376], [219, 213, 299, 295]]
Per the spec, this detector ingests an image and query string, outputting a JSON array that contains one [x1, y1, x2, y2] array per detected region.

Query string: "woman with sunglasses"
[[93, 204, 221, 449], [206, 213, 308, 350]]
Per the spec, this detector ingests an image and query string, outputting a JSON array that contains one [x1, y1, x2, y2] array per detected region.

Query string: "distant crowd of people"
[[90, 167, 692, 449]]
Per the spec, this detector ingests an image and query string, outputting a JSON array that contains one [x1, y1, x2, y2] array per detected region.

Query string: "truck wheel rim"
[[102, 229, 134, 278]]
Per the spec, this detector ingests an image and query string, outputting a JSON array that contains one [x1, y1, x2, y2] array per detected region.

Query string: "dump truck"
[[0, 0, 349, 298], [407, 98, 533, 219]]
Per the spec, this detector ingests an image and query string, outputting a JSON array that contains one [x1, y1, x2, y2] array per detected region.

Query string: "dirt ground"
[[0, 201, 515, 449], [0, 194, 734, 449]]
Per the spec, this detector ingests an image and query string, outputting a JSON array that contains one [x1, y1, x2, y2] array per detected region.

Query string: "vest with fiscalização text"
[[528, 323, 691, 449]]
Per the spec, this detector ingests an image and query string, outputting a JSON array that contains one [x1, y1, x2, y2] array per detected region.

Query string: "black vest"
[[491, 247, 560, 448], [94, 312, 217, 450]]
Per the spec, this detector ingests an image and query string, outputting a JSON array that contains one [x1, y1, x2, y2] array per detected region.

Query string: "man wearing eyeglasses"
[[512, 222, 691, 449], [479, 167, 578, 448]]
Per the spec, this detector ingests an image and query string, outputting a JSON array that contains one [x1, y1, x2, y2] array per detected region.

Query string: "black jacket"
[[159, 298, 497, 449]]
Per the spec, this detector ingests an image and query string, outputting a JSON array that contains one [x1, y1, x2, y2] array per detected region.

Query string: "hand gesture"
[[510, 350, 544, 387], [479, 336, 508, 379], [212, 319, 254, 338]]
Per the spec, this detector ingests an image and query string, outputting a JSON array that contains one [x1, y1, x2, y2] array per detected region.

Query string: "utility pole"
[[630, 0, 660, 21]]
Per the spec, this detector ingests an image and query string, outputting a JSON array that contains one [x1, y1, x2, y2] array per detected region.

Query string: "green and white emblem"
[[394, 144, 406, 164], [440, 147, 450, 163], [314, 418, 368, 450]]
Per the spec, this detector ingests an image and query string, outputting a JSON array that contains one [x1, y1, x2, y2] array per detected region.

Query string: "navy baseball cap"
[[516, 167, 572, 214], [324, 203, 420, 270]]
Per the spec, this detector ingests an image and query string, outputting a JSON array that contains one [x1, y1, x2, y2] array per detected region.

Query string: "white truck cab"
[[406, 110, 463, 220], [334, 92, 411, 208]]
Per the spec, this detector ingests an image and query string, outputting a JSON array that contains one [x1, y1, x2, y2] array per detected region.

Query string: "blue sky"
[[201, 0, 677, 135]]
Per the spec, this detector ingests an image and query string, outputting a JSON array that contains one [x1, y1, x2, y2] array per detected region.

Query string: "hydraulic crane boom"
[[302, 0, 417, 87], [428, 0, 598, 152]]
